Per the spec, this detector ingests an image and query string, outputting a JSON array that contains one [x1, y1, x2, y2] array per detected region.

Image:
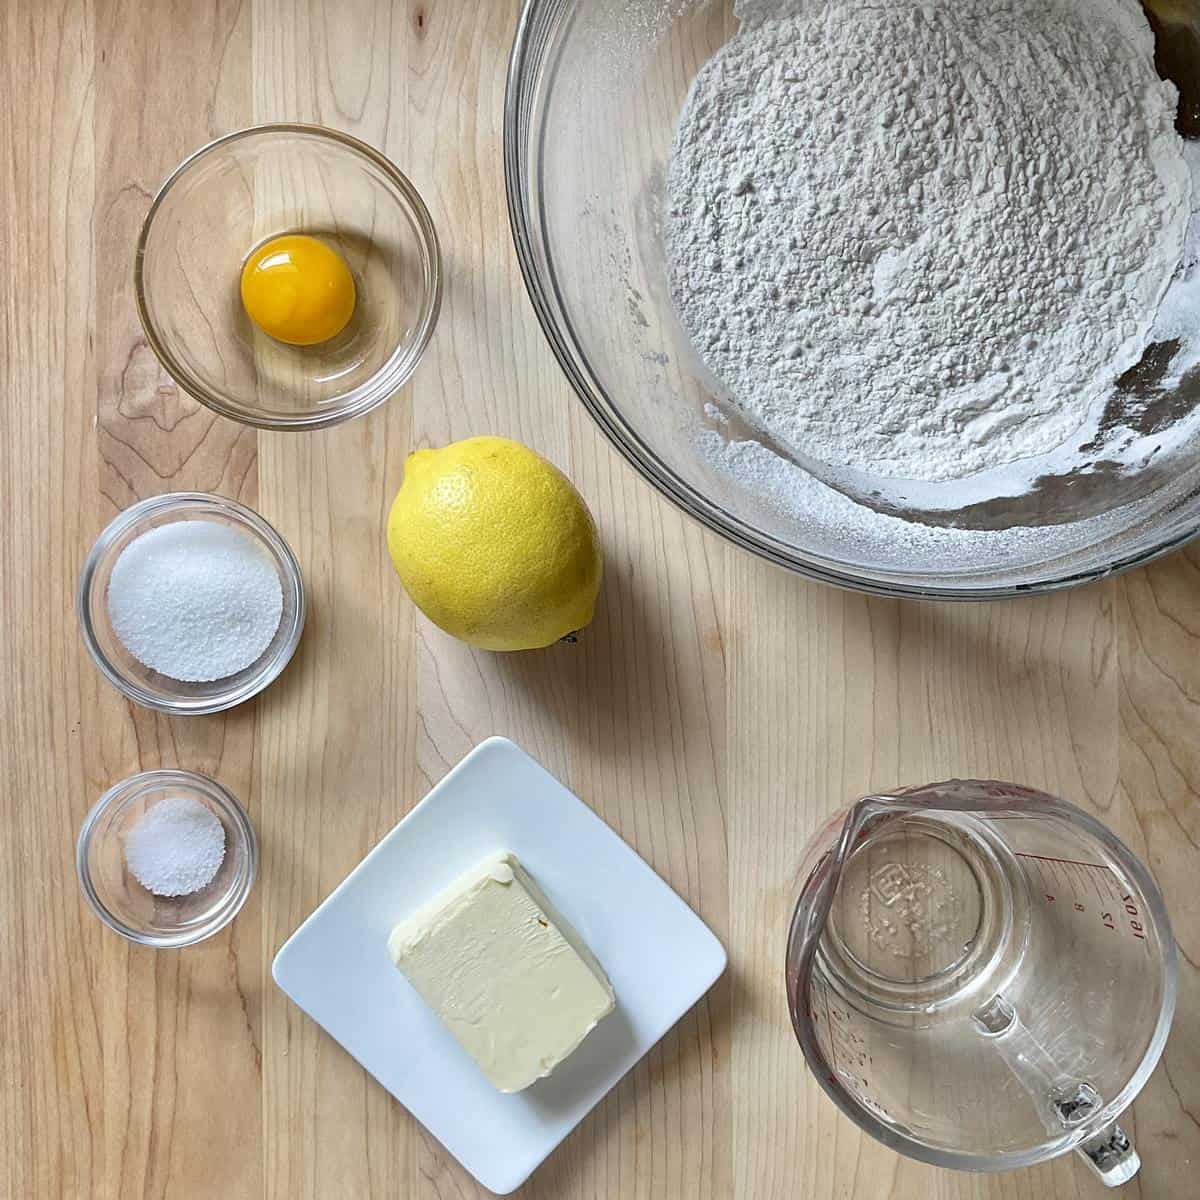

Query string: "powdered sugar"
[[665, 0, 1192, 484]]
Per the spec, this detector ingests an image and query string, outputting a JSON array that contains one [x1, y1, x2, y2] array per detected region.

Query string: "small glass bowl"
[[135, 123, 442, 430], [77, 770, 258, 948], [78, 492, 305, 714]]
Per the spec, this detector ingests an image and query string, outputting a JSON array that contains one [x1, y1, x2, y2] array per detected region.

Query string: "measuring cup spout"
[[786, 796, 891, 1018]]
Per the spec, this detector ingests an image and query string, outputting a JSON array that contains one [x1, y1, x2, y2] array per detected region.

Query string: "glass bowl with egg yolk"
[[135, 124, 441, 430]]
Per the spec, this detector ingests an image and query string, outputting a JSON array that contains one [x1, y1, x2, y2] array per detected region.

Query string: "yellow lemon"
[[387, 437, 603, 650]]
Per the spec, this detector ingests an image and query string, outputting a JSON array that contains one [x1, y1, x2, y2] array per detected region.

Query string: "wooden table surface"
[[3, 1, 1199, 1197]]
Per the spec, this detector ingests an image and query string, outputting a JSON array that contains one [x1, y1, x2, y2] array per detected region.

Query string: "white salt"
[[107, 520, 283, 683], [124, 796, 226, 897]]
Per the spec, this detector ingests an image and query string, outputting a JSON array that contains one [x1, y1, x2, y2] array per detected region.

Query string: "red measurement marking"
[[821, 984, 838, 1075], [1016, 858, 1149, 942], [1016, 852, 1108, 869]]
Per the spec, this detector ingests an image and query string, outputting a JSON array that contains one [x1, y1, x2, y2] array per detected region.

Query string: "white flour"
[[665, 0, 1192, 484]]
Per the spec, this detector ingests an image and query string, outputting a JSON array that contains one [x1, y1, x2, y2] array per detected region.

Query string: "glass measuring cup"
[[785, 780, 1176, 1185]]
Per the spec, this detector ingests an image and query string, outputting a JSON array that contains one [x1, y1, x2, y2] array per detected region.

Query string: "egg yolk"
[[240, 234, 356, 346]]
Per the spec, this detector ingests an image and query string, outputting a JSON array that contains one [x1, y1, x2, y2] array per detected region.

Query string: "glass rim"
[[134, 122, 443, 431]]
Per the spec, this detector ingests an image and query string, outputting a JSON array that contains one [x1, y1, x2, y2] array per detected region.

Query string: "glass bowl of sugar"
[[78, 492, 305, 715], [77, 769, 258, 948]]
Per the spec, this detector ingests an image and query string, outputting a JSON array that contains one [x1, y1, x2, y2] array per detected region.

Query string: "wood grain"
[[2, 2, 1198, 1198], [2, 3, 100, 1197]]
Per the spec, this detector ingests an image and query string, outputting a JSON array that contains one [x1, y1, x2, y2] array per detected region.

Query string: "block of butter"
[[388, 852, 616, 1093]]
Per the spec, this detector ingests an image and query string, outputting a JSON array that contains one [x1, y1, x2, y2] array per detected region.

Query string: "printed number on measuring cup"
[[1101, 897, 1145, 939], [1123, 894, 1146, 940]]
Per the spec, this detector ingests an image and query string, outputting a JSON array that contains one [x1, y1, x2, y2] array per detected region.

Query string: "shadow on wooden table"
[[519, 965, 735, 1199], [487, 534, 702, 760]]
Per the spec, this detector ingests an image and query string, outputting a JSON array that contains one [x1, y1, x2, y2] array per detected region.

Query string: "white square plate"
[[272, 736, 726, 1195]]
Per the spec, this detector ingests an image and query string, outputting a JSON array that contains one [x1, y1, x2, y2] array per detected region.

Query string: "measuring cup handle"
[[1075, 1119, 1140, 1187]]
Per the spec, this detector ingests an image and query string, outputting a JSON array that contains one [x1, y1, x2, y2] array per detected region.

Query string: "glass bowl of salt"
[[78, 492, 305, 715], [77, 769, 257, 948]]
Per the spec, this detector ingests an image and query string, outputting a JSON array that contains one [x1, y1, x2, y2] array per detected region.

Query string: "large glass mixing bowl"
[[505, 0, 1200, 597]]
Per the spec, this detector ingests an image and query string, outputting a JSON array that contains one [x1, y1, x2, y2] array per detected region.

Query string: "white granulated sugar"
[[108, 520, 283, 683], [124, 796, 226, 898], [665, 0, 1192, 484]]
